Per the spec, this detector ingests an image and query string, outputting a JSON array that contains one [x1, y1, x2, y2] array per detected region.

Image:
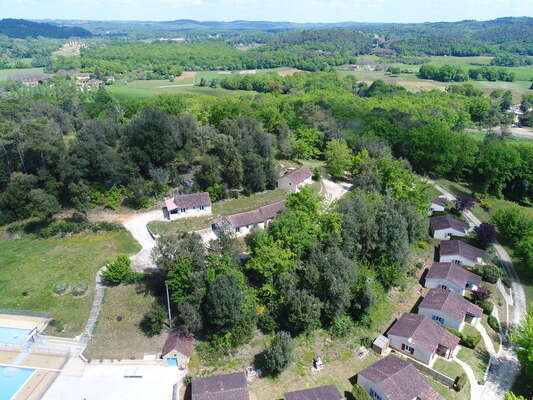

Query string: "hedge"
[[488, 315, 500, 332]]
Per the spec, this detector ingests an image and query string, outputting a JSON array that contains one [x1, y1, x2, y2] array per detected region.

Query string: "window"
[[200, 206, 205, 210], [439, 284, 448, 290], [453, 259, 461, 264], [401, 343, 414, 354], [432, 315, 445, 324], [369, 389, 382, 400], [236, 227, 241, 233], [180, 208, 186, 213]]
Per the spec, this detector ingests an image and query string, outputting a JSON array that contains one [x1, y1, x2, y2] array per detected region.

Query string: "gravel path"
[[455, 356, 483, 399], [320, 176, 352, 205], [429, 180, 527, 400]]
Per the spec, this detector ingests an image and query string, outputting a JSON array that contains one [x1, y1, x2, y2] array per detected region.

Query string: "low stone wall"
[[392, 350, 455, 388]]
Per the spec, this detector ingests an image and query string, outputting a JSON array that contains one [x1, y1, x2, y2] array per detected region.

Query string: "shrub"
[[140, 302, 167, 337], [72, 282, 89, 296], [53, 280, 69, 295], [102, 255, 132, 284], [49, 318, 65, 333], [330, 315, 354, 338], [462, 331, 481, 349], [352, 384, 372, 400], [471, 287, 491, 303], [488, 315, 500, 332], [479, 300, 494, 315], [312, 167, 323, 181], [257, 313, 278, 334], [259, 331, 293, 377], [454, 373, 468, 391], [502, 277, 512, 289], [474, 264, 503, 284]]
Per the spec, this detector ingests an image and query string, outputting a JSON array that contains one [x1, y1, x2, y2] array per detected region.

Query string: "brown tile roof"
[[440, 240, 486, 263], [279, 167, 312, 185], [388, 313, 460, 354], [284, 385, 343, 400], [191, 372, 249, 400], [359, 355, 443, 400], [166, 192, 211, 211], [221, 200, 285, 229], [419, 289, 483, 322], [431, 197, 447, 207], [426, 262, 482, 288], [161, 329, 195, 357], [430, 215, 469, 233]]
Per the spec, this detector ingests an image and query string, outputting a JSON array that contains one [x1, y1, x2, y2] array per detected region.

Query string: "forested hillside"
[[0, 19, 92, 39]]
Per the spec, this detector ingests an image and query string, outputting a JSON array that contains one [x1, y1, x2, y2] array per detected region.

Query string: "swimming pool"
[[0, 366, 34, 400], [0, 327, 31, 345]]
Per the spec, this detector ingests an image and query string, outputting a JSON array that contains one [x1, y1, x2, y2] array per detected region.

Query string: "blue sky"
[[3, 0, 532, 23]]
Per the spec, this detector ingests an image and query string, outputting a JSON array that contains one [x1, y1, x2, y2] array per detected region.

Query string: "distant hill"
[[0, 19, 92, 39]]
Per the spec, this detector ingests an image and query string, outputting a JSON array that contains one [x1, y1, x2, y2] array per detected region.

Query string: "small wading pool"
[[0, 327, 31, 345], [166, 358, 178, 367], [0, 366, 34, 400]]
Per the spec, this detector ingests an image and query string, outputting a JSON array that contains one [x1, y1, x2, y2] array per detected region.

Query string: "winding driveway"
[[430, 180, 527, 400]]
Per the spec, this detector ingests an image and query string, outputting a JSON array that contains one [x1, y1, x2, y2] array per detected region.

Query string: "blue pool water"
[[0, 327, 31, 345], [0, 366, 34, 400], [166, 357, 178, 367]]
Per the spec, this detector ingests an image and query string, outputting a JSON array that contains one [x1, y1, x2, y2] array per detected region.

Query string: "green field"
[[0, 67, 44, 81], [0, 231, 140, 337]]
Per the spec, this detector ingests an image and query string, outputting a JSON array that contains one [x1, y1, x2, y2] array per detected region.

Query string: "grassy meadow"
[[0, 231, 140, 337], [0, 67, 44, 81]]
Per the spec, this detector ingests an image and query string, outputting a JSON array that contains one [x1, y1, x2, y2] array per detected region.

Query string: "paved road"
[[430, 180, 527, 400]]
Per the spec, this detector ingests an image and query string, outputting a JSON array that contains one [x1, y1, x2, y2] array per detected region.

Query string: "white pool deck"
[[42, 364, 184, 400]]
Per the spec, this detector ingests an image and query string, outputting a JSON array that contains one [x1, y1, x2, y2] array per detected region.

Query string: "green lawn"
[[212, 189, 288, 216], [456, 343, 490, 383], [433, 358, 464, 380], [428, 377, 470, 400], [84, 281, 166, 360], [0, 231, 140, 337], [480, 315, 501, 354], [148, 215, 213, 236], [0, 67, 44, 81]]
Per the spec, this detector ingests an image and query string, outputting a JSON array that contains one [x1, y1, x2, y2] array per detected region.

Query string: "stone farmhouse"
[[387, 313, 460, 366], [425, 262, 482, 295], [439, 240, 486, 267], [357, 355, 443, 400], [213, 200, 285, 237], [164, 192, 212, 220], [418, 289, 483, 331], [430, 215, 470, 239], [278, 167, 313, 192]]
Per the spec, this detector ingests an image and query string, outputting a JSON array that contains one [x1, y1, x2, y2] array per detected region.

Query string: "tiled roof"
[[388, 313, 460, 354], [430, 215, 469, 233], [222, 200, 285, 229], [426, 262, 482, 288], [431, 197, 447, 207], [419, 289, 483, 322], [191, 372, 249, 400], [440, 240, 486, 263], [166, 192, 211, 210], [284, 385, 343, 400], [279, 167, 312, 185], [359, 355, 443, 400], [161, 329, 195, 357]]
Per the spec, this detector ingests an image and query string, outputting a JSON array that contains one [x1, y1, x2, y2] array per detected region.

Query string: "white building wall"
[[439, 254, 476, 267], [418, 308, 463, 331], [430, 203, 445, 212], [169, 206, 211, 220], [424, 278, 465, 295], [357, 375, 390, 400], [433, 227, 467, 240], [388, 334, 434, 365], [233, 222, 265, 238]]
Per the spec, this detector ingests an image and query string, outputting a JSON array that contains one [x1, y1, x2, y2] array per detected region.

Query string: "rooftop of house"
[[219, 200, 285, 229], [440, 240, 486, 262], [430, 215, 470, 233], [419, 289, 483, 322], [284, 385, 343, 400], [191, 372, 249, 400], [431, 197, 447, 207], [161, 329, 195, 358], [279, 167, 312, 185], [358, 355, 443, 400], [165, 192, 212, 211], [387, 313, 460, 354], [426, 262, 482, 288]]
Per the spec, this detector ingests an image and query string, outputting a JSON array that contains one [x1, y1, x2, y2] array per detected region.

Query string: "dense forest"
[[0, 70, 531, 225], [0, 19, 92, 39]]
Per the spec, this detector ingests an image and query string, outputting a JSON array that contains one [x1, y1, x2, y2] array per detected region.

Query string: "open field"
[[148, 215, 213, 236], [0, 67, 44, 81], [109, 81, 253, 99], [0, 231, 140, 337], [84, 282, 166, 360]]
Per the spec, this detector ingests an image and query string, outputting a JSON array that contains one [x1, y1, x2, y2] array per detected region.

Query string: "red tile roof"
[[165, 192, 211, 211], [279, 167, 312, 185], [161, 329, 195, 357], [359, 355, 443, 400], [440, 240, 486, 263], [430, 215, 469, 233], [284, 385, 343, 400], [220, 200, 285, 229], [191, 372, 249, 400]]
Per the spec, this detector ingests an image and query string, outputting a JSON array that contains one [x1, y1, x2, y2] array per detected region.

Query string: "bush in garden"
[[471, 287, 491, 303], [140, 302, 167, 337], [102, 255, 132, 284], [474, 264, 503, 284], [352, 384, 372, 400], [479, 300, 494, 315], [49, 318, 65, 333], [454, 373, 468, 391], [53, 280, 69, 295], [72, 282, 89, 296], [502, 277, 512, 288], [488, 315, 500, 332], [259, 331, 294, 377]]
